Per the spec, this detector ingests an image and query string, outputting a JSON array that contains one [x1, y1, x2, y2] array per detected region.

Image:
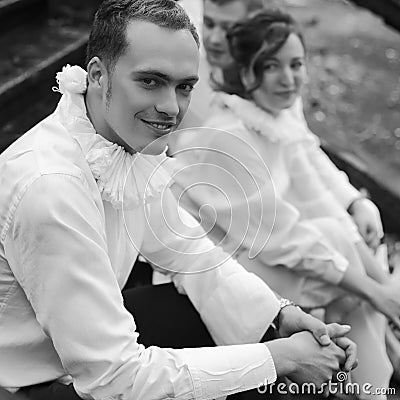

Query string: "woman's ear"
[[87, 57, 107, 91]]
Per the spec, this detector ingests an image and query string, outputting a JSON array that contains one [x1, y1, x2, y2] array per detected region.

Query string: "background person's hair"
[[86, 0, 200, 74], [226, 9, 305, 97], [206, 0, 281, 13]]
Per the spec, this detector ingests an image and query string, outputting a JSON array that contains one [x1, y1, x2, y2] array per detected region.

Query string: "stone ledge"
[[349, 0, 400, 32], [322, 140, 400, 234], [47, 0, 101, 21], [0, 0, 46, 32], [0, 36, 88, 152]]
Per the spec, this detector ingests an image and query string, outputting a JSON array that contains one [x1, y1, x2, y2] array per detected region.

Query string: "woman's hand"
[[348, 198, 382, 252]]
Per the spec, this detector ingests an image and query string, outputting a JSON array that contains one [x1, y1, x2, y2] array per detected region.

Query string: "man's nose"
[[155, 88, 179, 117], [209, 26, 225, 45]]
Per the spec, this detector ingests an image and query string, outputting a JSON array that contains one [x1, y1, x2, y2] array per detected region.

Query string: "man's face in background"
[[202, 0, 282, 70], [202, 0, 248, 68]]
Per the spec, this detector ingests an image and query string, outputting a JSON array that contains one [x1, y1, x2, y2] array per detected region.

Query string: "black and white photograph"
[[0, 0, 399, 399]]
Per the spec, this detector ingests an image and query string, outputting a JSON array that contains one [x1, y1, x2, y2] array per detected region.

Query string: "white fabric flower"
[[55, 64, 87, 94], [55, 65, 174, 210]]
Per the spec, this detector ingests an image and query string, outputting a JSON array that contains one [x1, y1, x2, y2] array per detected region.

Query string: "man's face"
[[203, 0, 248, 68], [102, 21, 199, 155]]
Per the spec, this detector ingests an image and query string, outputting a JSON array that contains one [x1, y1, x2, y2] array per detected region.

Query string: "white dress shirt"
[[0, 67, 279, 399]]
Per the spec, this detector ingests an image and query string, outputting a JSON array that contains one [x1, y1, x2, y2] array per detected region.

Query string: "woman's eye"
[[292, 61, 304, 70], [263, 63, 278, 72]]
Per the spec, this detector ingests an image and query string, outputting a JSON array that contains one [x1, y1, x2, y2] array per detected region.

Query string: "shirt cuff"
[[180, 343, 277, 400], [303, 251, 349, 285]]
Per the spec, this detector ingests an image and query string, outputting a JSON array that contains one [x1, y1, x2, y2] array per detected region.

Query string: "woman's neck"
[[256, 102, 281, 118]]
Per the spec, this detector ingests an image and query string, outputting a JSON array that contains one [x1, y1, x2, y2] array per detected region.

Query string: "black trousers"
[[19, 283, 277, 400]]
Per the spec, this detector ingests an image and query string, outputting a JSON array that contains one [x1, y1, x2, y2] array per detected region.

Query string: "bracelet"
[[272, 298, 296, 331]]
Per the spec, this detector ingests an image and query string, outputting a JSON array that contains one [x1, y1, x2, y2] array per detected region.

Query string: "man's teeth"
[[148, 122, 171, 130]]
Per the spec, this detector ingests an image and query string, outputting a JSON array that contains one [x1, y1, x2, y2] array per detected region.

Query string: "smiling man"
[[85, 16, 199, 155], [0, 1, 356, 400]]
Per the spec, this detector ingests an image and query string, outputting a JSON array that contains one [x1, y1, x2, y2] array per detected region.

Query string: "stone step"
[[0, 0, 47, 34], [349, 0, 400, 32], [323, 142, 400, 234], [0, 13, 89, 152]]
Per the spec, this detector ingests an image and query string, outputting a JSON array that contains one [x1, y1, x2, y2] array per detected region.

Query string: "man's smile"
[[141, 119, 176, 135]]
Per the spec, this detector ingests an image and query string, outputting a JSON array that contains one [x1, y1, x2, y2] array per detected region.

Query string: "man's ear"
[[87, 57, 108, 91]]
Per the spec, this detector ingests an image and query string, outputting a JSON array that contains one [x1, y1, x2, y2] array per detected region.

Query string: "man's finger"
[[332, 342, 347, 366], [303, 315, 331, 346], [335, 337, 358, 372], [326, 323, 351, 339]]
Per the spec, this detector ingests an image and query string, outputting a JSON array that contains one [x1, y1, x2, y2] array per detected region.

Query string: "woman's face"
[[243, 33, 306, 116]]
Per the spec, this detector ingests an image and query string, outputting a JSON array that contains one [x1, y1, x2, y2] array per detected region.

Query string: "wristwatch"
[[272, 298, 296, 331]]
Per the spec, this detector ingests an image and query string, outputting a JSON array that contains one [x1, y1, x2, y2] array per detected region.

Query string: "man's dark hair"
[[207, 0, 280, 12], [86, 0, 200, 74]]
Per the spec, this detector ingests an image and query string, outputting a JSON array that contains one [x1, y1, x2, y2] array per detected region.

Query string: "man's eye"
[[221, 23, 234, 33], [142, 78, 157, 87], [203, 18, 214, 29], [179, 84, 194, 93]]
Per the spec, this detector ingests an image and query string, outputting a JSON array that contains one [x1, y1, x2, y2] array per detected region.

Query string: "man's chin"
[[139, 136, 169, 155], [206, 54, 228, 69]]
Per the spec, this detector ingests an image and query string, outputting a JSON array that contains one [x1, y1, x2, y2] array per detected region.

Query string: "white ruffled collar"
[[54, 64, 173, 210], [215, 92, 304, 143]]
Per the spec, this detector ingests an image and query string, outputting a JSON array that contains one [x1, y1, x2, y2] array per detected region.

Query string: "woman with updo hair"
[[226, 11, 306, 99], [173, 8, 399, 398]]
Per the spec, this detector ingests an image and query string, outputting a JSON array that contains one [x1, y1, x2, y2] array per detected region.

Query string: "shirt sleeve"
[[287, 97, 359, 210], [172, 124, 349, 285], [303, 130, 360, 210], [141, 188, 280, 346], [4, 173, 276, 400], [285, 133, 361, 244]]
